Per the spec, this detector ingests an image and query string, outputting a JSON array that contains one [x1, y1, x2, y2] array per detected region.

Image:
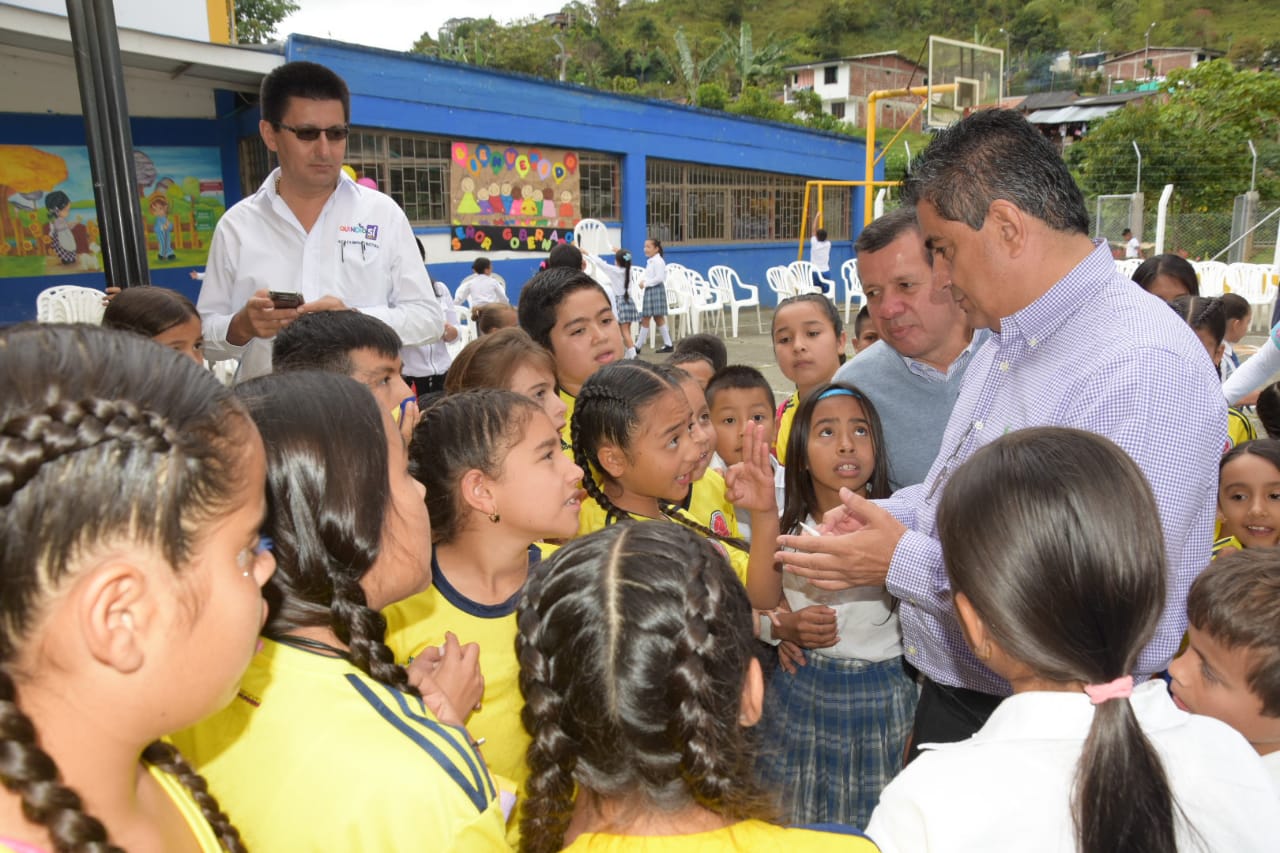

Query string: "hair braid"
[[0, 669, 122, 853], [659, 503, 749, 553], [328, 573, 416, 695], [516, 571, 578, 853], [140, 742, 245, 853], [0, 398, 178, 507], [668, 558, 768, 817], [571, 383, 633, 525]]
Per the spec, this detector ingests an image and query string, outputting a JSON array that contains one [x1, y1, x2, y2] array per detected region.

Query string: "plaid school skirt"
[[616, 292, 639, 324], [640, 282, 668, 318], [756, 653, 918, 828]]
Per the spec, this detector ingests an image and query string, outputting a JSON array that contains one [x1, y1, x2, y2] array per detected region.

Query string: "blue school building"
[[0, 4, 874, 324]]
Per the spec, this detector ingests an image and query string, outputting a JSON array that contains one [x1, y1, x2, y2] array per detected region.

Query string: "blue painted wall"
[[2, 36, 877, 322], [285, 36, 873, 306]]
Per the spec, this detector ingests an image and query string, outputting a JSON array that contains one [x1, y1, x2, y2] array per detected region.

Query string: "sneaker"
[[656, 345, 674, 353]]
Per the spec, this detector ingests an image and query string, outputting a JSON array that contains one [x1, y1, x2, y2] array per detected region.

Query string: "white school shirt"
[[643, 254, 666, 287], [453, 274, 509, 308], [810, 236, 831, 273], [401, 278, 458, 378], [1125, 235, 1141, 258], [866, 681, 1280, 853], [781, 514, 902, 662], [198, 169, 442, 368], [1264, 751, 1280, 798]]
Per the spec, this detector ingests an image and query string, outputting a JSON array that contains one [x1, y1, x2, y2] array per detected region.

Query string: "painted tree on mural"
[[0, 146, 68, 257]]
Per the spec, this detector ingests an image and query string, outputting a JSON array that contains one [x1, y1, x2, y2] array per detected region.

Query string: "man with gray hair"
[[780, 109, 1225, 756], [835, 207, 984, 490]]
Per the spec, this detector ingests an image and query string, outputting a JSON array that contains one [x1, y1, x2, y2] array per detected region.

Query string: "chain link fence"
[[1084, 194, 1279, 263]]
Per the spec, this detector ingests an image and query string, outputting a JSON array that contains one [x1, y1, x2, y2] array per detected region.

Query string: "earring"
[[488, 511, 501, 524]]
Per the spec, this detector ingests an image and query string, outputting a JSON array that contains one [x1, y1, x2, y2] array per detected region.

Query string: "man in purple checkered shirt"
[[778, 110, 1226, 758]]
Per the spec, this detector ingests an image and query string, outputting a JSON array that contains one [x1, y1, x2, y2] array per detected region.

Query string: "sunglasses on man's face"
[[276, 122, 350, 142]]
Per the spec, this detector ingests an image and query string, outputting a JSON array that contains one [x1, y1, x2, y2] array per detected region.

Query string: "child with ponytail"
[[173, 372, 509, 850], [384, 389, 584, 792], [0, 325, 262, 852], [570, 361, 779, 586], [516, 522, 877, 852], [866, 427, 1278, 852]]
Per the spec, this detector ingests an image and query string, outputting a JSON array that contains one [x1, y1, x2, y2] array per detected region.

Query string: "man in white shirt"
[[1123, 227, 1141, 259], [198, 61, 442, 376]]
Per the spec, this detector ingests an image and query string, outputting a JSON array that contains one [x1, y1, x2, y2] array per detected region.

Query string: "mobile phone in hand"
[[268, 290, 304, 309]]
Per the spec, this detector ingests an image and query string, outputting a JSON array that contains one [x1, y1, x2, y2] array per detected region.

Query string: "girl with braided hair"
[[0, 325, 267, 852], [516, 522, 877, 852], [384, 389, 583, 794], [570, 361, 779, 587], [172, 372, 509, 851]]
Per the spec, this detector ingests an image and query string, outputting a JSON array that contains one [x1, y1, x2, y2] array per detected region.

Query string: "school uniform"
[[597, 261, 639, 324], [562, 820, 876, 851], [172, 638, 509, 852], [866, 680, 1280, 853], [757, 514, 917, 827], [774, 393, 798, 465], [383, 546, 541, 790], [576, 495, 748, 585], [0, 763, 229, 853], [640, 255, 668, 318]]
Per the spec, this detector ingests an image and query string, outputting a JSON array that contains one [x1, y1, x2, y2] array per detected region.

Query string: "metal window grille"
[[579, 154, 620, 220], [237, 135, 272, 196], [647, 159, 850, 244]]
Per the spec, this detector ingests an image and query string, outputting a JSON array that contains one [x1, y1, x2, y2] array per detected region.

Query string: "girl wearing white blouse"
[[637, 238, 673, 354], [866, 427, 1279, 853]]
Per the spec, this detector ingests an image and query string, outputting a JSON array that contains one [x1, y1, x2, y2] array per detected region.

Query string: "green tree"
[[720, 23, 791, 95], [726, 85, 795, 122], [234, 0, 299, 45], [1068, 61, 1280, 213], [662, 27, 729, 103]]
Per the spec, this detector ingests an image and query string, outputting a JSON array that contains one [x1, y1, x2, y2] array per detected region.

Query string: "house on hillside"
[[1103, 46, 1224, 84], [1023, 91, 1154, 150], [782, 52, 927, 131]]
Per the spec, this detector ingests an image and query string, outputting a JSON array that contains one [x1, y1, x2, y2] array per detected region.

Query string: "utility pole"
[[1144, 22, 1156, 80]]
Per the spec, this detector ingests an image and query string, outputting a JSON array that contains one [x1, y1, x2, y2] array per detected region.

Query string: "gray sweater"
[[834, 334, 986, 491]]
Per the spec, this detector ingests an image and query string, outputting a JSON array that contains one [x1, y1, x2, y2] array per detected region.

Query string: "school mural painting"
[[0, 145, 226, 278], [449, 140, 581, 253]]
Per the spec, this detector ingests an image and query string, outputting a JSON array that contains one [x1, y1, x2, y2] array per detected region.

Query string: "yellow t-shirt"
[[383, 546, 539, 788], [172, 638, 510, 852], [774, 393, 798, 465], [560, 388, 577, 450], [683, 469, 742, 543], [576, 495, 749, 585], [0, 763, 225, 853], [562, 820, 876, 851], [1227, 406, 1256, 450]]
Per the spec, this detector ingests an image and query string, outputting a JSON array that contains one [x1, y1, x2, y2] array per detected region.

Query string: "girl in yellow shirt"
[[516, 523, 876, 852], [0, 326, 265, 852]]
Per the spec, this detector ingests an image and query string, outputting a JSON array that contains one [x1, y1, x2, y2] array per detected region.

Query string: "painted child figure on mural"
[[520, 184, 539, 217], [149, 195, 175, 260], [44, 190, 77, 264], [457, 176, 481, 215], [541, 187, 556, 222]]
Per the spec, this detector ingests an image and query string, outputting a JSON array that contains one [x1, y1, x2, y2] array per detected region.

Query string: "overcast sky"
[[277, 0, 566, 52]]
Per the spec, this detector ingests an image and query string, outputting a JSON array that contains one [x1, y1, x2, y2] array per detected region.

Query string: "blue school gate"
[[0, 4, 875, 324]]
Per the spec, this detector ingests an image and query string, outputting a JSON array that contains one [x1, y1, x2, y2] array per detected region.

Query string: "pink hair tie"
[[1083, 675, 1134, 705]]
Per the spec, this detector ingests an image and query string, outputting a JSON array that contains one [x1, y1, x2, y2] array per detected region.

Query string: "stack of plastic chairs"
[[662, 263, 694, 339], [35, 285, 107, 325], [766, 265, 792, 302], [686, 268, 725, 335], [786, 260, 830, 297]]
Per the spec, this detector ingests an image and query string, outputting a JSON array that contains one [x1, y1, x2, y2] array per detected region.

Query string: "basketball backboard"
[[927, 36, 1004, 130]]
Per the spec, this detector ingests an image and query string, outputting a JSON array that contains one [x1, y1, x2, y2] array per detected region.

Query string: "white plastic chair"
[[662, 264, 694, 339], [707, 265, 762, 338], [36, 285, 107, 324], [766, 266, 792, 302], [839, 258, 864, 324], [786, 261, 828, 297], [686, 268, 725, 336], [1226, 263, 1278, 331], [1193, 260, 1229, 297], [1114, 258, 1143, 278], [573, 219, 612, 258], [446, 316, 478, 360]]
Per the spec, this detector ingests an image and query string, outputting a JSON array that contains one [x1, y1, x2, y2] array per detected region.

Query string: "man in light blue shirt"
[[780, 110, 1225, 757], [835, 208, 985, 490]]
